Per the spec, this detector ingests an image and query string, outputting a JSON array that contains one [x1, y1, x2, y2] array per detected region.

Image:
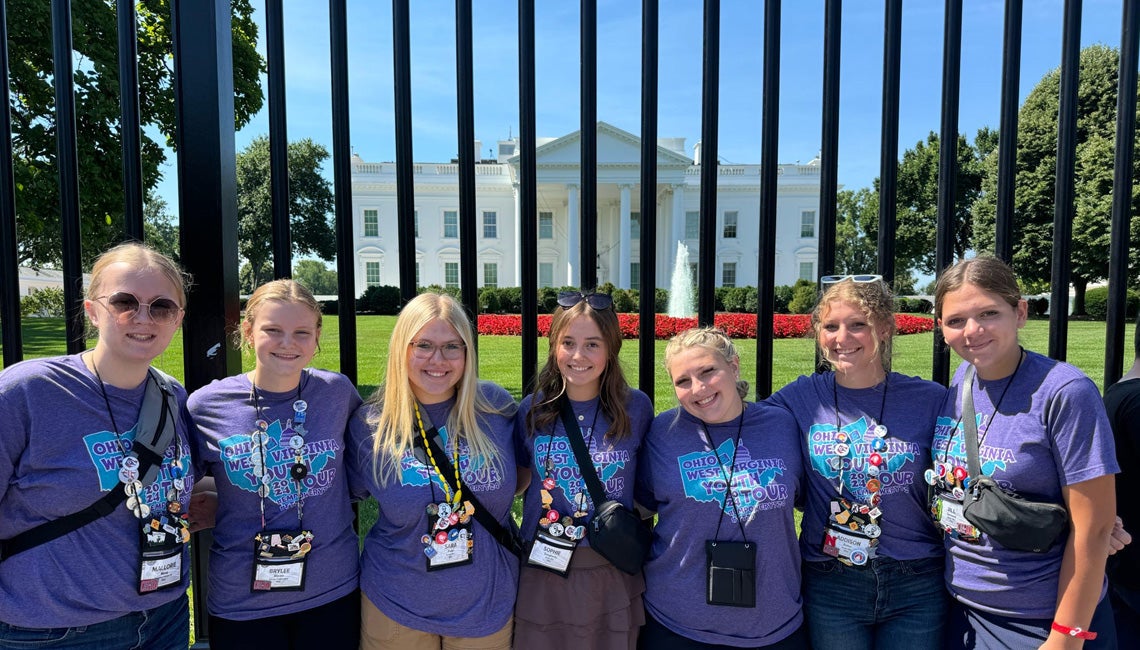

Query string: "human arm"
[[1109, 516, 1130, 555], [515, 466, 531, 496], [187, 476, 218, 532]]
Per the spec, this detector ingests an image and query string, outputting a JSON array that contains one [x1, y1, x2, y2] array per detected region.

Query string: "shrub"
[[654, 288, 669, 313], [498, 287, 523, 313], [358, 285, 402, 315], [538, 287, 559, 313], [479, 287, 500, 314], [319, 299, 339, 316], [773, 285, 793, 314], [613, 289, 638, 313], [788, 280, 817, 314], [20, 287, 66, 317], [1084, 286, 1140, 320], [896, 297, 933, 314], [1028, 296, 1049, 318]]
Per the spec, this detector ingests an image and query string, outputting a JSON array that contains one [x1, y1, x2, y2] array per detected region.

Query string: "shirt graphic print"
[[401, 426, 504, 494], [807, 415, 920, 501], [678, 437, 789, 521], [218, 417, 339, 510]]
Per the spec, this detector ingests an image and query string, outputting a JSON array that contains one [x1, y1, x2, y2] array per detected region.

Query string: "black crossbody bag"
[[559, 399, 651, 575], [0, 368, 179, 561]]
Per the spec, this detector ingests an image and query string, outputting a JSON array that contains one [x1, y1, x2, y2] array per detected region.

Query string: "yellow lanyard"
[[414, 402, 462, 506]]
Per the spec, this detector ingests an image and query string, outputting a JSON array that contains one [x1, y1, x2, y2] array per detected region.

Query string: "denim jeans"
[[802, 556, 948, 650], [0, 593, 188, 650], [946, 594, 1117, 650]]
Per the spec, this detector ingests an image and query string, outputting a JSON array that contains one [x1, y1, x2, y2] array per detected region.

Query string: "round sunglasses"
[[92, 292, 183, 324]]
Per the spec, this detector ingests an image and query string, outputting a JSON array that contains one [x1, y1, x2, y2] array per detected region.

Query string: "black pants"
[[638, 611, 810, 650], [207, 589, 360, 650]]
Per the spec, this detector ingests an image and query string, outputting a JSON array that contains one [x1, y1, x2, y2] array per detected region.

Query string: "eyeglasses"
[[820, 274, 883, 285], [93, 292, 183, 324], [557, 291, 613, 310], [409, 340, 467, 360]]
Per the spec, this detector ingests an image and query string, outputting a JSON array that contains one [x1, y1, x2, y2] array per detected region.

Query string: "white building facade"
[[349, 122, 821, 297]]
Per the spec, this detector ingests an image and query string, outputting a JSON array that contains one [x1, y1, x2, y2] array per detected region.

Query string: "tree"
[[236, 136, 337, 289], [143, 192, 179, 263], [9, 0, 264, 268], [972, 44, 1140, 313], [835, 187, 879, 275], [293, 259, 338, 295]]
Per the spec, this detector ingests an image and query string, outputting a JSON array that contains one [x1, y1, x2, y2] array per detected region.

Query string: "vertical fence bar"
[[1049, 0, 1081, 361], [818, 0, 840, 279], [519, 0, 539, 393], [580, 0, 598, 290], [1104, 0, 1138, 388], [755, 0, 780, 398], [117, 0, 144, 240], [393, 0, 416, 303], [51, 0, 84, 354], [878, 0, 901, 285], [330, 0, 357, 384], [456, 0, 478, 336], [932, 0, 962, 386], [170, 1, 242, 643], [267, 0, 292, 279], [994, 0, 1022, 262], [638, 0, 659, 401], [697, 0, 719, 327], [0, 0, 21, 366]]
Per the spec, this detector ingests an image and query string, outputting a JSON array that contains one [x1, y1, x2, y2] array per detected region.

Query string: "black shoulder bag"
[[0, 368, 179, 561], [960, 364, 1069, 553], [559, 399, 651, 575]]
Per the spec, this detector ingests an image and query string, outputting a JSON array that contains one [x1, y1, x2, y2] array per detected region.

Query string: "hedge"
[[477, 313, 934, 339]]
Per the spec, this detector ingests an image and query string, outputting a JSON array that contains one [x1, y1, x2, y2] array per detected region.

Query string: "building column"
[[671, 183, 685, 272], [618, 184, 631, 289], [513, 182, 521, 285], [567, 183, 579, 287]]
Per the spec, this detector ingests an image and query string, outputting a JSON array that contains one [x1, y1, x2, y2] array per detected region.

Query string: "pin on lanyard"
[[415, 402, 463, 506], [830, 374, 889, 500], [249, 372, 309, 529]]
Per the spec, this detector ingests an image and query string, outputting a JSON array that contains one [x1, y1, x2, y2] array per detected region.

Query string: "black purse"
[[959, 365, 1068, 553], [559, 400, 651, 575]]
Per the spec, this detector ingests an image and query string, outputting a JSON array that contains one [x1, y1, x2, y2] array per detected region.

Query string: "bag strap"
[[0, 368, 178, 561], [558, 398, 608, 507], [961, 365, 981, 478], [420, 416, 523, 558]]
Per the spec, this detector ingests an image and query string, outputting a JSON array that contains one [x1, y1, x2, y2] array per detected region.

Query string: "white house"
[[349, 121, 822, 297]]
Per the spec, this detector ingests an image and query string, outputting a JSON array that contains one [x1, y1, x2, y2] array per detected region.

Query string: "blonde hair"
[[811, 279, 896, 372], [87, 242, 189, 307], [238, 279, 322, 352], [365, 292, 502, 485], [664, 327, 750, 400]]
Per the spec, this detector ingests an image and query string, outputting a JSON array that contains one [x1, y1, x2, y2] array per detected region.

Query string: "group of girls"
[[0, 241, 1124, 650]]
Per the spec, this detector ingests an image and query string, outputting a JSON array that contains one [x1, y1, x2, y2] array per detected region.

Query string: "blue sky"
[[154, 0, 1132, 214]]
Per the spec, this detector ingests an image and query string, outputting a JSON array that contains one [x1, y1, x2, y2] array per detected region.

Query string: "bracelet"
[[1051, 622, 1097, 640]]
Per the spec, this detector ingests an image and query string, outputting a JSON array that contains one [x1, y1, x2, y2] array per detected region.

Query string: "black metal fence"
[[1, 0, 1138, 644]]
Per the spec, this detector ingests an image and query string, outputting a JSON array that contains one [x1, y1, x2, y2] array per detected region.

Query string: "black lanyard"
[[700, 406, 749, 542]]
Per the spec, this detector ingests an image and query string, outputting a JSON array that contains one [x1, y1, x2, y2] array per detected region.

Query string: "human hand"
[[1109, 516, 1131, 555], [187, 491, 218, 532]]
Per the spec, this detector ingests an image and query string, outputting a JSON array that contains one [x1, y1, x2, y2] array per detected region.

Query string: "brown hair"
[[811, 279, 896, 372], [87, 242, 189, 306], [238, 279, 323, 352], [664, 327, 749, 399], [527, 299, 631, 440], [934, 255, 1021, 321]]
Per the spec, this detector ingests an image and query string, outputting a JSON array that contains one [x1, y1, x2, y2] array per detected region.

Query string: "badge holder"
[[138, 512, 185, 594], [422, 501, 474, 572], [527, 529, 578, 576], [821, 498, 881, 566], [250, 529, 313, 591], [701, 414, 756, 608]]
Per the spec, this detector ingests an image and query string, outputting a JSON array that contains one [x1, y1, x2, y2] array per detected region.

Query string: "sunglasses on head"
[[93, 292, 183, 324], [819, 274, 883, 285], [557, 291, 613, 310]]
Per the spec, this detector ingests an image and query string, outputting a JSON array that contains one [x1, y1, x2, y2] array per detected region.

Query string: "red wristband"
[[1051, 622, 1097, 640]]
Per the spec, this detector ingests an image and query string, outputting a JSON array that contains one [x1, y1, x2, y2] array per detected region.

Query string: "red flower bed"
[[477, 313, 934, 339]]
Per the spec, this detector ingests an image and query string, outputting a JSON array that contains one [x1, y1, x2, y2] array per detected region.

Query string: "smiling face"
[[555, 314, 608, 401], [819, 300, 888, 387], [245, 300, 320, 391], [938, 282, 1027, 380], [667, 346, 742, 424], [407, 318, 466, 404], [85, 262, 184, 371]]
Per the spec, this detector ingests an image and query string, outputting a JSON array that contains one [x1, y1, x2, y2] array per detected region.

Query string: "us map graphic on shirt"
[[807, 416, 920, 500], [933, 413, 1018, 489], [218, 418, 340, 510], [400, 425, 504, 493], [83, 426, 194, 507], [678, 438, 788, 522], [531, 434, 628, 504]]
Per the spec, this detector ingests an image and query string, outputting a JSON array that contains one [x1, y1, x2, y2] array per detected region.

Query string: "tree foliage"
[[236, 136, 337, 289], [9, 0, 264, 267], [293, 259, 338, 295], [973, 44, 1140, 311]]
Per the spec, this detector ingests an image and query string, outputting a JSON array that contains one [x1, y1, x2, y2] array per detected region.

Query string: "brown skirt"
[[513, 546, 645, 650]]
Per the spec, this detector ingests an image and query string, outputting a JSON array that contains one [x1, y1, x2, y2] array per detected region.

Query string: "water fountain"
[[668, 241, 695, 317]]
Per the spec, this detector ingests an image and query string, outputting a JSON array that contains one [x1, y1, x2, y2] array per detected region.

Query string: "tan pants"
[[360, 593, 513, 650]]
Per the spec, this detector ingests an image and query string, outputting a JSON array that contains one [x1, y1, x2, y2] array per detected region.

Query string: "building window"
[[483, 211, 497, 238], [539, 212, 553, 239], [484, 263, 498, 288], [415, 262, 421, 287], [414, 210, 419, 238], [365, 261, 380, 287], [444, 210, 458, 238], [631, 211, 641, 239], [444, 262, 459, 288], [630, 262, 640, 291], [801, 210, 816, 238], [799, 261, 814, 282], [685, 211, 700, 239], [539, 263, 554, 288], [364, 209, 378, 237], [723, 211, 738, 239], [722, 262, 737, 288]]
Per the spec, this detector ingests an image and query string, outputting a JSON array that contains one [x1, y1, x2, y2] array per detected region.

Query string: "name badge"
[[822, 528, 876, 566], [251, 530, 313, 591], [527, 530, 577, 577], [138, 514, 185, 594], [931, 492, 980, 541], [423, 518, 474, 571]]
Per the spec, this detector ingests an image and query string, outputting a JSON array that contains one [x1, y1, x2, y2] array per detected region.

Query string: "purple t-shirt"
[[769, 372, 945, 563], [514, 390, 652, 545], [0, 354, 195, 627], [636, 401, 804, 647], [348, 381, 518, 637], [932, 352, 1119, 617], [187, 369, 362, 620]]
